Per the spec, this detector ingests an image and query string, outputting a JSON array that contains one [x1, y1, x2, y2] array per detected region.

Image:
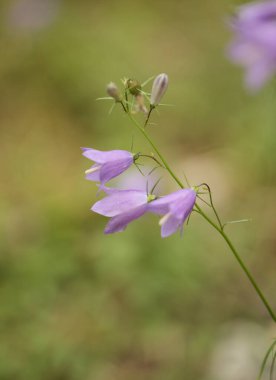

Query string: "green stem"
[[120, 101, 127, 113], [144, 105, 154, 128], [258, 340, 276, 380], [128, 113, 184, 188], [198, 205, 276, 322], [124, 89, 129, 112], [127, 112, 276, 322]]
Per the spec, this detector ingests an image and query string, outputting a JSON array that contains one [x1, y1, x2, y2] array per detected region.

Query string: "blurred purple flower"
[[7, 0, 60, 32], [82, 148, 134, 185], [91, 186, 151, 234], [148, 189, 196, 237], [228, 0, 276, 91]]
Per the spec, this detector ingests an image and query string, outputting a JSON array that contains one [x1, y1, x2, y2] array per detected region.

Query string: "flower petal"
[[169, 190, 196, 220], [148, 189, 194, 215], [99, 157, 133, 184], [82, 148, 133, 164], [238, 1, 276, 25], [85, 164, 100, 181], [104, 205, 148, 234], [228, 40, 263, 65], [91, 189, 147, 217], [149, 189, 196, 238], [245, 59, 275, 90], [160, 214, 181, 238]]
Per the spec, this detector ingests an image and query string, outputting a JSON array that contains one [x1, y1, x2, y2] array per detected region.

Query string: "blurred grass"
[[0, 0, 276, 379]]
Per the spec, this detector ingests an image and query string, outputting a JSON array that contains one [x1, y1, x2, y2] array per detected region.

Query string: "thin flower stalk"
[[126, 105, 276, 323]]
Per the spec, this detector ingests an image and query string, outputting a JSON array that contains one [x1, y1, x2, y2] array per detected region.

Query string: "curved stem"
[[258, 340, 276, 380], [202, 183, 224, 230], [127, 112, 276, 322], [138, 154, 164, 169]]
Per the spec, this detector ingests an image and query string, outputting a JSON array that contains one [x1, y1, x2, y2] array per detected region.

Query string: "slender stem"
[[258, 340, 276, 380], [128, 113, 184, 188], [124, 89, 129, 112], [144, 106, 154, 128], [127, 112, 276, 322], [270, 349, 276, 380], [120, 101, 127, 113], [198, 204, 276, 322]]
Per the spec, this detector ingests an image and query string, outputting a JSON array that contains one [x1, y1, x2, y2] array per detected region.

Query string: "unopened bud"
[[150, 73, 168, 106], [127, 79, 142, 96], [107, 82, 121, 102]]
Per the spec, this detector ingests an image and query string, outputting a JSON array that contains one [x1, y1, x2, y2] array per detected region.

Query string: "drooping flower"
[[82, 148, 135, 185], [228, 0, 276, 91], [150, 73, 169, 106], [91, 185, 196, 237], [148, 188, 196, 237], [91, 186, 156, 234]]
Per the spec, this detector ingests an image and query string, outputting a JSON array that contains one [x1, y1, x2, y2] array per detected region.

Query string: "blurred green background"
[[0, 0, 276, 379]]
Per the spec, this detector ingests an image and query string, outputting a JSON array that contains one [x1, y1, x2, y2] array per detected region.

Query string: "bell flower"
[[91, 187, 156, 234], [82, 148, 135, 185], [148, 188, 196, 237]]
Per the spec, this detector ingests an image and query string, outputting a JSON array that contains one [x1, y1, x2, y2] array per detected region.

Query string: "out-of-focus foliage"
[[0, 1, 275, 379]]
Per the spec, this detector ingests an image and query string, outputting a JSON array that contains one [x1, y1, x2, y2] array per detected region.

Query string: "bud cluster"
[[105, 73, 169, 119]]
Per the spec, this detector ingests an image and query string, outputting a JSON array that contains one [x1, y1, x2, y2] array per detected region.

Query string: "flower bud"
[[106, 82, 121, 102], [127, 79, 142, 96], [150, 73, 168, 106]]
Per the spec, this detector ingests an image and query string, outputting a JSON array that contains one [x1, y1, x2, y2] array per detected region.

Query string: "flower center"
[[147, 194, 157, 202]]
